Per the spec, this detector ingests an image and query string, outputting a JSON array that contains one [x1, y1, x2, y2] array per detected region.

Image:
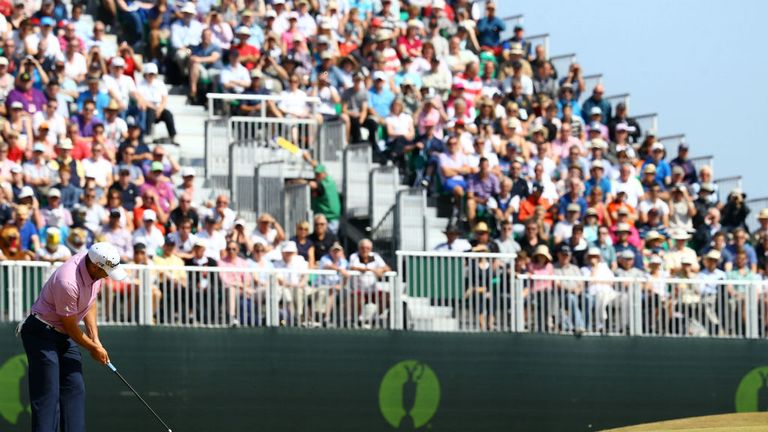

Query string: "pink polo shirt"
[[30, 252, 102, 332]]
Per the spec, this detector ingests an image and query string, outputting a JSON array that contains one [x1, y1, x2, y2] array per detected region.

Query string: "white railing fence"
[[6, 256, 768, 339], [2, 261, 399, 330]]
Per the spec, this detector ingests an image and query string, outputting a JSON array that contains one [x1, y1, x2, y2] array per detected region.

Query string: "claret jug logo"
[[378, 360, 440, 430], [0, 354, 31, 427], [735, 366, 768, 412]]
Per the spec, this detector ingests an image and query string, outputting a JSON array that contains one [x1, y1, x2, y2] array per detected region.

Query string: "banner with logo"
[[1, 326, 767, 431]]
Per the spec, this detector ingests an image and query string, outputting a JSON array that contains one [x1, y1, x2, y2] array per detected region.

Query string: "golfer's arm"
[[83, 303, 101, 346], [60, 314, 100, 353]]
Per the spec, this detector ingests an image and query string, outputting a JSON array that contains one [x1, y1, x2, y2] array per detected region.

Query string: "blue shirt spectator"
[[368, 73, 395, 119], [581, 84, 611, 123], [477, 13, 506, 48]]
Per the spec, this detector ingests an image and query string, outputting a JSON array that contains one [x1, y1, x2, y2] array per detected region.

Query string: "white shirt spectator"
[[32, 110, 66, 142], [612, 176, 645, 208], [137, 76, 168, 106], [168, 232, 198, 255], [132, 226, 165, 257], [317, 85, 340, 115], [196, 230, 227, 260], [638, 197, 670, 218], [63, 52, 87, 82], [30, 31, 63, 60], [102, 73, 137, 109], [252, 227, 278, 247], [85, 38, 117, 58], [83, 203, 108, 233], [37, 244, 72, 262], [385, 112, 413, 137], [170, 19, 204, 49], [82, 157, 113, 189], [278, 89, 310, 117], [220, 63, 250, 93], [103, 116, 128, 147], [297, 12, 318, 37], [434, 238, 472, 252], [273, 254, 309, 286]]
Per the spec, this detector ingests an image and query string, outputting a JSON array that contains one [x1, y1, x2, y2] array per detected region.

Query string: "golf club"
[[106, 361, 173, 432]]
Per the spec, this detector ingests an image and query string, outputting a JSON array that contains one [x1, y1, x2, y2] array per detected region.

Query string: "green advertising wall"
[[1, 325, 767, 431]]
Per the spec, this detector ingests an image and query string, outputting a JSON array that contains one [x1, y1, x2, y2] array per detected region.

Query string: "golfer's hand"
[[90, 346, 110, 365]]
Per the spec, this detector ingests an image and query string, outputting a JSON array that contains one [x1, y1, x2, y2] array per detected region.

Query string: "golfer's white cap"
[[88, 242, 128, 281]]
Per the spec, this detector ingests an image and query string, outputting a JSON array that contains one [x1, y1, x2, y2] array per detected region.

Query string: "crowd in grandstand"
[[0, 0, 764, 305]]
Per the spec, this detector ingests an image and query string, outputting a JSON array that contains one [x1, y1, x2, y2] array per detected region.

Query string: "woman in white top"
[[384, 98, 415, 163]]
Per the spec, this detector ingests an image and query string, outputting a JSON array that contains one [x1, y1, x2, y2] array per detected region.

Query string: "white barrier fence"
[[5, 256, 768, 339], [1, 261, 397, 330]]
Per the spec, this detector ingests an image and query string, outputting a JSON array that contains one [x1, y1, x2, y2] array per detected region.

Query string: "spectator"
[[721, 189, 750, 232], [138, 63, 176, 143], [581, 246, 616, 332], [171, 2, 204, 78], [669, 143, 697, 185], [132, 209, 164, 257], [495, 220, 521, 256], [187, 28, 223, 102], [102, 208, 133, 262], [220, 48, 251, 94], [302, 153, 341, 234], [724, 227, 757, 272], [466, 157, 500, 227], [273, 240, 310, 323], [290, 220, 315, 265], [197, 216, 227, 260], [251, 212, 285, 252], [552, 244, 586, 334], [665, 229, 700, 274], [349, 238, 391, 290], [309, 213, 338, 263], [607, 103, 641, 143], [438, 135, 472, 219], [36, 226, 71, 263], [581, 84, 610, 124]]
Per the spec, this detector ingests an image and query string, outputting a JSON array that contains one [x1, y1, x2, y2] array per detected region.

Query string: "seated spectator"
[[642, 142, 672, 187], [349, 238, 391, 290], [665, 229, 700, 274], [438, 135, 472, 219], [138, 63, 176, 143], [552, 203, 582, 245], [132, 209, 164, 257], [580, 246, 616, 331], [552, 244, 586, 333], [290, 220, 315, 265], [309, 214, 338, 261], [581, 84, 610, 124], [612, 223, 643, 269], [251, 212, 285, 252], [466, 157, 500, 227], [188, 28, 223, 102], [220, 48, 251, 95], [273, 240, 310, 324], [171, 2, 204, 77], [668, 185, 696, 233], [36, 227, 72, 263], [197, 216, 227, 260], [102, 208, 133, 262]]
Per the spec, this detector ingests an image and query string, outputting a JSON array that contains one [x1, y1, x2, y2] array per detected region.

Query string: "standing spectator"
[[721, 189, 750, 232], [580, 84, 610, 124], [349, 238, 391, 290], [724, 228, 757, 272], [665, 230, 700, 274], [552, 244, 586, 334], [466, 157, 500, 227], [102, 209, 133, 262], [302, 152, 341, 234]]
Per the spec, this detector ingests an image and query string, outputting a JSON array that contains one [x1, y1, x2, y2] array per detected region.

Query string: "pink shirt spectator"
[[551, 136, 583, 160], [30, 252, 102, 332], [140, 180, 175, 213], [528, 261, 554, 293], [218, 256, 249, 287]]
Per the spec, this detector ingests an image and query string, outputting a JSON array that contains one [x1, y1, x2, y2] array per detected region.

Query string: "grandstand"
[[0, 0, 765, 336], [1, 1, 768, 430]]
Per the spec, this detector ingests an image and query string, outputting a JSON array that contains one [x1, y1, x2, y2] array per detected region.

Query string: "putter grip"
[[107, 362, 117, 372]]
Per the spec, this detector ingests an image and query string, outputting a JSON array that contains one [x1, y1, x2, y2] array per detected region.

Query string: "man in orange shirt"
[[518, 182, 552, 227]]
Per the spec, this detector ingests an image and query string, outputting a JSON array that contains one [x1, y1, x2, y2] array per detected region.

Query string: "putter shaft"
[[107, 362, 173, 432]]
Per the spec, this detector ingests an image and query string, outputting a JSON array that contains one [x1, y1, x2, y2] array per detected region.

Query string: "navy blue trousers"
[[20, 316, 86, 432]]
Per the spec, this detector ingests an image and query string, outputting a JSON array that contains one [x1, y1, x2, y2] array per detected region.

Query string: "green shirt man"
[[310, 164, 341, 224]]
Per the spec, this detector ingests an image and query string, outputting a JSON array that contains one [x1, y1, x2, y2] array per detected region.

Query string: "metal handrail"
[[604, 93, 630, 111], [205, 92, 321, 119], [633, 113, 658, 136]]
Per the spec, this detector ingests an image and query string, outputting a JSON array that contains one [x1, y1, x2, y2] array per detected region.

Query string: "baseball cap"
[[700, 182, 715, 193], [616, 222, 631, 233], [643, 164, 657, 174], [41, 16, 55, 27], [164, 234, 176, 246], [180, 2, 197, 14], [181, 167, 196, 177], [314, 164, 326, 174], [143, 63, 158, 75], [705, 249, 721, 261], [88, 242, 128, 281], [281, 241, 298, 253], [590, 107, 602, 116], [330, 242, 343, 251], [32, 143, 46, 153], [10, 164, 21, 174], [474, 221, 490, 233], [649, 255, 663, 265], [143, 209, 157, 221], [567, 203, 580, 212], [619, 249, 635, 260], [10, 101, 23, 110], [193, 238, 207, 249], [47, 188, 61, 198], [234, 218, 246, 227], [557, 244, 572, 255], [587, 247, 602, 256], [236, 26, 251, 35], [150, 161, 164, 172], [0, 57, 8, 67], [109, 208, 121, 218], [651, 142, 665, 151], [110, 57, 126, 68], [373, 71, 387, 82], [18, 186, 34, 199]]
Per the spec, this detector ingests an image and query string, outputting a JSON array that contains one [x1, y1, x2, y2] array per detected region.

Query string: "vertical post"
[[629, 281, 642, 336], [391, 271, 402, 331], [513, 277, 524, 332], [267, 273, 279, 327], [140, 266, 153, 325], [747, 284, 759, 339], [11, 263, 23, 322]]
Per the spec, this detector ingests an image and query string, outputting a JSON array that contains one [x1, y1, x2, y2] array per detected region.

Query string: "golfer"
[[18, 242, 128, 431]]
